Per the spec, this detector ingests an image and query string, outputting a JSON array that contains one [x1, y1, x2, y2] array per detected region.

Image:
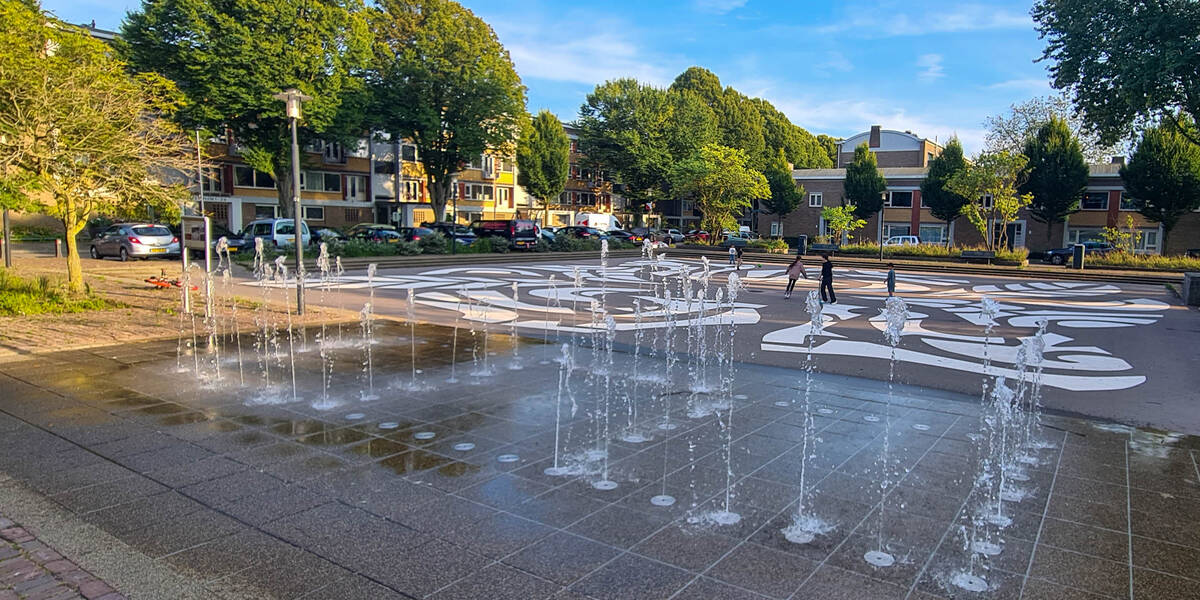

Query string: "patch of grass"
[[837, 243, 1029, 263], [0, 270, 114, 316], [1088, 252, 1200, 271]]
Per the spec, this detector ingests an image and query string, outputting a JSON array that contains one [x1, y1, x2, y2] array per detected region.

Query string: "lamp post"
[[273, 88, 311, 315]]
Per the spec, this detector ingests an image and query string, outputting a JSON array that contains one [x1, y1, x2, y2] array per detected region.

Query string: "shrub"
[[417, 232, 449, 255], [337, 240, 398, 258], [10, 225, 61, 241], [747, 238, 790, 253], [1088, 253, 1200, 271], [467, 236, 510, 254], [550, 235, 601, 252]]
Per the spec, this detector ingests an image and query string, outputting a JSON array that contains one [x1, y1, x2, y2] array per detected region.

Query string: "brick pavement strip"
[[0, 516, 124, 600]]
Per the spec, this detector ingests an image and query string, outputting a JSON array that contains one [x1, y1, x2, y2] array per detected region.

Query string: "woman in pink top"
[[784, 256, 808, 298]]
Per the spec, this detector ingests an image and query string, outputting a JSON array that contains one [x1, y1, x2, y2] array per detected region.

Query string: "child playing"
[[886, 263, 896, 297], [728, 245, 737, 265], [784, 255, 807, 298]]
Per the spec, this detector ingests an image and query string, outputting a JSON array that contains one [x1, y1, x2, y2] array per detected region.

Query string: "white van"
[[883, 235, 921, 246], [244, 219, 312, 248], [574, 213, 621, 232]]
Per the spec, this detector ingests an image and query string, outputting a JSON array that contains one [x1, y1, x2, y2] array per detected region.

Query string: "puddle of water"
[[378, 449, 452, 475], [296, 427, 372, 446], [158, 412, 210, 426], [350, 438, 411, 459]]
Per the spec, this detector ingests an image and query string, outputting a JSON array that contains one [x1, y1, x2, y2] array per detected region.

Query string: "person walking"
[[886, 263, 896, 297], [728, 244, 737, 266], [819, 253, 836, 304], [784, 255, 808, 298], [735, 245, 745, 271]]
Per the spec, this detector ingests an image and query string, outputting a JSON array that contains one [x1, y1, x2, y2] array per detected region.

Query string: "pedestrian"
[[728, 244, 737, 266], [886, 263, 896, 297], [819, 252, 836, 304], [784, 255, 808, 298], [735, 245, 745, 271]]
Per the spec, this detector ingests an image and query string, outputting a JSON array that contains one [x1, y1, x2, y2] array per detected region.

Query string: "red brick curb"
[[0, 515, 124, 600]]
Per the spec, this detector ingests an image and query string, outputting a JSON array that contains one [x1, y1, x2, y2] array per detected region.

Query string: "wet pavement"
[[0, 322, 1198, 599]]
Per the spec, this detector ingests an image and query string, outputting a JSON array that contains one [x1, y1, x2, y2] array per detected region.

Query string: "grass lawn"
[[0, 270, 114, 316]]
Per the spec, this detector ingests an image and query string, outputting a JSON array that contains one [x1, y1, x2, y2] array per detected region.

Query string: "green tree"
[[1020, 116, 1089, 244], [816, 134, 840, 166], [751, 98, 832, 169], [820, 205, 866, 244], [1120, 118, 1200, 252], [577, 79, 716, 212], [947, 151, 1033, 250], [669, 68, 765, 167], [671, 144, 769, 241], [984, 94, 1121, 162], [1033, 0, 1200, 146], [920, 137, 969, 246], [516, 110, 569, 225], [1, 1, 191, 292], [843, 143, 886, 220], [368, 0, 527, 222], [761, 149, 803, 235], [121, 0, 371, 218]]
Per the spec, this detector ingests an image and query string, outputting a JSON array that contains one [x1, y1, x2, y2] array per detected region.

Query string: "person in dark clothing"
[[819, 253, 836, 304], [886, 263, 896, 297]]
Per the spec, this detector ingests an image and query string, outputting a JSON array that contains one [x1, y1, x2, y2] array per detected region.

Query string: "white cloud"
[[986, 78, 1054, 95], [694, 0, 748, 14], [916, 53, 945, 82], [487, 15, 677, 87], [810, 3, 1032, 37], [816, 51, 854, 75]]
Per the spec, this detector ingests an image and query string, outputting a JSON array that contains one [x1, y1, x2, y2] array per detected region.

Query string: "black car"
[[470, 219, 540, 249], [557, 226, 607, 239], [1042, 241, 1114, 265], [422, 222, 477, 245], [349, 228, 404, 244], [397, 226, 436, 242], [311, 227, 345, 245]]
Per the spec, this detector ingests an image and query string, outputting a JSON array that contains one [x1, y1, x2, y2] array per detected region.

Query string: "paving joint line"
[[1017, 428, 1070, 599]]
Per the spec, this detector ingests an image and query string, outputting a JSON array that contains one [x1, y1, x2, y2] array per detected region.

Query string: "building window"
[[808, 192, 823, 207], [301, 171, 343, 193], [981, 194, 993, 209], [1067, 228, 1105, 244], [770, 221, 782, 237], [1120, 193, 1143, 211], [403, 180, 421, 201], [884, 223, 911, 238], [346, 175, 366, 202], [207, 203, 229, 222], [1134, 229, 1159, 253], [886, 191, 913, 208], [558, 191, 570, 204], [233, 165, 276, 189], [254, 205, 277, 219], [321, 141, 346, 164], [920, 195, 929, 208], [345, 208, 360, 223], [401, 144, 418, 162], [1081, 191, 1108, 210], [374, 160, 396, 174], [682, 200, 695, 212], [468, 155, 484, 170], [918, 224, 946, 244], [303, 206, 325, 221], [200, 167, 223, 194], [501, 159, 514, 172], [464, 184, 491, 200], [498, 187, 511, 207]]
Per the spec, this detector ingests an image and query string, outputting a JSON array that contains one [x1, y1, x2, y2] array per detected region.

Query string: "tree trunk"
[[428, 175, 449, 223], [275, 173, 293, 219], [61, 212, 84, 295]]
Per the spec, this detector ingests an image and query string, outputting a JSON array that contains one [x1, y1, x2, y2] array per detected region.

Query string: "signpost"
[[180, 215, 212, 315]]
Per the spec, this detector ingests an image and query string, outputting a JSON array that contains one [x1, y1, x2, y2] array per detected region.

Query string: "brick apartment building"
[[536, 126, 630, 228], [761, 125, 1198, 255]]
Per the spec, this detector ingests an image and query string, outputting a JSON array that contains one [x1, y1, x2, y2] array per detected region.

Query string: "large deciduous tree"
[[369, 0, 526, 222], [516, 110, 569, 225], [121, 0, 371, 218], [576, 79, 716, 212], [1020, 116, 1089, 244], [1120, 118, 1200, 252], [671, 144, 769, 240], [816, 134, 840, 166], [947, 151, 1033, 250], [761, 149, 803, 235], [1032, 0, 1200, 146], [0, 0, 191, 292], [920, 137, 969, 246], [843, 143, 886, 220], [984, 94, 1123, 162]]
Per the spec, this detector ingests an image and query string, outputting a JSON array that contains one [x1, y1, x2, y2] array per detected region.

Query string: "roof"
[[792, 167, 929, 180], [1089, 163, 1122, 177]]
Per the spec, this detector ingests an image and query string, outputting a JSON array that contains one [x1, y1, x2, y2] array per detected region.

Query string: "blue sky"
[[43, 0, 1053, 154]]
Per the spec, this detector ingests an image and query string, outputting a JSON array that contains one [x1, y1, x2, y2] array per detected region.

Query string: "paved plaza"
[[0, 256, 1198, 599]]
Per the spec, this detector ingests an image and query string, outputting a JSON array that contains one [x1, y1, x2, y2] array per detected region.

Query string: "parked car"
[[422, 222, 477, 245], [557, 226, 607, 240], [883, 235, 921, 247], [183, 222, 249, 259], [470, 219, 540, 249], [243, 219, 312, 248], [539, 226, 557, 242], [347, 223, 397, 237], [685, 230, 710, 242], [396, 226, 436, 242], [1042, 241, 1114, 265], [607, 229, 638, 243], [89, 223, 179, 261], [311, 227, 345, 245], [349, 228, 404, 244], [660, 228, 685, 244]]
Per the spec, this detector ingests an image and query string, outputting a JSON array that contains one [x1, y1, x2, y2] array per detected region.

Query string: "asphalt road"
[[245, 255, 1200, 435]]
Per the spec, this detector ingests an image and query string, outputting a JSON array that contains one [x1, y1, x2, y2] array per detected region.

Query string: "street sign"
[[180, 215, 211, 252]]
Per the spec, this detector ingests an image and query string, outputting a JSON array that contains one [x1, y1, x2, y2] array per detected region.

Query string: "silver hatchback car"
[[89, 223, 180, 261]]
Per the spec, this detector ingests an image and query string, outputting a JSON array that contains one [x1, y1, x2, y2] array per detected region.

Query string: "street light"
[[273, 88, 312, 315]]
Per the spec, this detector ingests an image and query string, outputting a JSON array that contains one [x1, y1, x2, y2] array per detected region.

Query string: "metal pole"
[[196, 130, 205, 216], [2, 209, 11, 268], [878, 209, 884, 262], [291, 115, 305, 315]]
